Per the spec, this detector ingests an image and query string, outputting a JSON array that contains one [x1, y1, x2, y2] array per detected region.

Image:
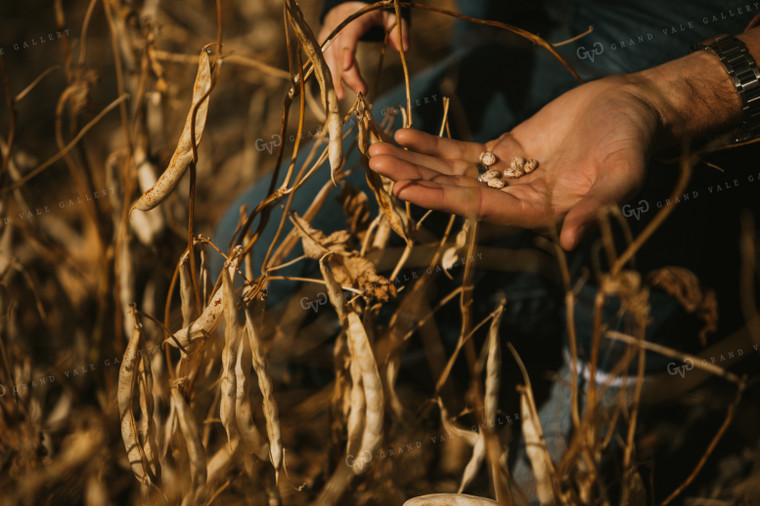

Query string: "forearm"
[[630, 27, 760, 144]]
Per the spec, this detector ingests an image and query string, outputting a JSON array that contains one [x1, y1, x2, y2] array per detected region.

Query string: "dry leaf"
[[337, 182, 371, 239], [293, 213, 351, 259], [647, 266, 718, 346]]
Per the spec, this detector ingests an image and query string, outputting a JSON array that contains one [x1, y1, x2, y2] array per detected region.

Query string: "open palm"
[[368, 76, 661, 249]]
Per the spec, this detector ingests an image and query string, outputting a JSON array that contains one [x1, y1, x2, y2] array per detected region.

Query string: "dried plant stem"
[[257, 50, 309, 276], [1, 94, 127, 194], [438, 97, 451, 138], [551, 25, 594, 47], [739, 213, 760, 348], [0, 55, 16, 192], [611, 147, 693, 275], [587, 288, 606, 412], [620, 325, 646, 500], [660, 386, 744, 506], [318, 2, 581, 85], [605, 330, 744, 385], [401, 287, 462, 342], [285, 0, 343, 185], [392, 0, 412, 127], [77, 0, 99, 65], [508, 342, 559, 504], [14, 66, 60, 103], [434, 305, 501, 397], [458, 220, 479, 373]]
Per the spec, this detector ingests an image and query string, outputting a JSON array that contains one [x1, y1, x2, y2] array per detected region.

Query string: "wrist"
[[631, 48, 743, 145]]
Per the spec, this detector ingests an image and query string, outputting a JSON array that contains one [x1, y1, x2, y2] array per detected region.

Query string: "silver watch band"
[[692, 34, 760, 143]]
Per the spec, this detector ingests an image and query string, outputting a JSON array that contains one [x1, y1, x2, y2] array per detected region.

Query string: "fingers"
[[326, 43, 346, 100], [390, 179, 548, 228], [559, 155, 646, 250], [383, 13, 410, 52], [370, 147, 552, 228], [321, 8, 409, 100], [369, 151, 479, 187], [321, 19, 364, 100], [391, 180, 484, 220], [393, 129, 485, 161], [558, 191, 608, 250], [341, 48, 368, 97], [368, 142, 475, 177]]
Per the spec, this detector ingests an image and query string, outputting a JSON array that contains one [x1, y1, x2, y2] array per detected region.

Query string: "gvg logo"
[[667, 358, 694, 378], [255, 134, 281, 154], [345, 449, 373, 469], [622, 199, 650, 221], [576, 42, 604, 63]]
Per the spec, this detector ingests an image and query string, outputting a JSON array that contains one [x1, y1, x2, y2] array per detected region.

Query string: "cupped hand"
[[318, 1, 409, 100], [368, 75, 662, 249]]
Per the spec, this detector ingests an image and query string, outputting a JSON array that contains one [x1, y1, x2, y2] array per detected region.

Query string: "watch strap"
[[692, 34, 760, 143]]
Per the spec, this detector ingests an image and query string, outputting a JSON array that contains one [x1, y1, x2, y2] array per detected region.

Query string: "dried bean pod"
[[524, 158, 539, 174], [138, 353, 161, 481], [346, 312, 384, 475], [234, 332, 270, 461], [285, 0, 343, 184], [132, 51, 212, 212], [319, 255, 346, 321], [458, 435, 485, 494], [118, 311, 155, 485], [220, 265, 240, 448], [179, 253, 195, 328], [245, 301, 283, 477], [167, 254, 240, 350], [171, 381, 208, 488], [485, 305, 503, 425], [346, 352, 366, 465], [520, 391, 555, 504]]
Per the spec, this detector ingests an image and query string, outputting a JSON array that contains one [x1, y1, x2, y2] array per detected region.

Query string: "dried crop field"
[[1, 1, 759, 505]]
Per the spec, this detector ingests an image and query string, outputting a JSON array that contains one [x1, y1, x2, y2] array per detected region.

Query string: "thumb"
[[383, 13, 409, 52], [558, 191, 609, 250], [560, 154, 647, 249]]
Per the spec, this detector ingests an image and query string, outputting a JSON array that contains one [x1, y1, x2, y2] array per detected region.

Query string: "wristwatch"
[[691, 34, 760, 143]]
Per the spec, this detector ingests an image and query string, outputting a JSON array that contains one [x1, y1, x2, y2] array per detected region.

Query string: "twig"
[[660, 385, 745, 505], [605, 330, 743, 385], [1, 94, 128, 194]]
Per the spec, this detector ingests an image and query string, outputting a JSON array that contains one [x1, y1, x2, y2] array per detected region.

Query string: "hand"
[[368, 75, 662, 250], [318, 2, 409, 100]]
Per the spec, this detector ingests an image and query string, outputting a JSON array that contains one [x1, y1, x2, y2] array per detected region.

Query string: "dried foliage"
[[0, 1, 758, 505]]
